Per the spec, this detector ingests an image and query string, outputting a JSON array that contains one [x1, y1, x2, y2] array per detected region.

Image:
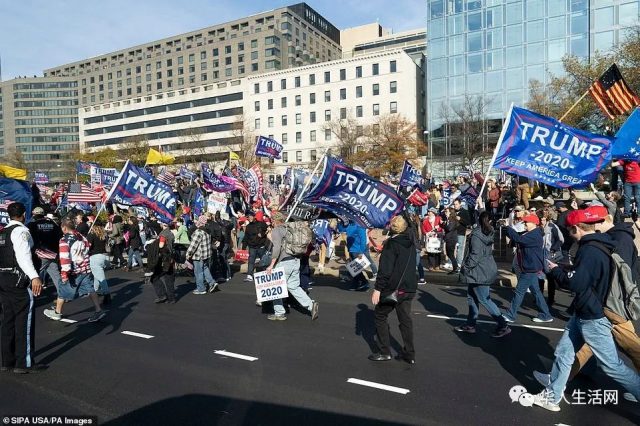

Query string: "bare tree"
[[119, 134, 150, 166], [4, 148, 28, 170], [322, 112, 363, 164], [178, 127, 208, 164], [230, 114, 273, 171]]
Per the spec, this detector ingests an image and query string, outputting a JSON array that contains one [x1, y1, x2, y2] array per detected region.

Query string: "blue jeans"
[[273, 257, 313, 315], [547, 316, 640, 404], [456, 234, 466, 267], [127, 247, 143, 268], [89, 254, 110, 295], [466, 284, 506, 328], [623, 182, 640, 214], [193, 259, 214, 292], [363, 250, 378, 275], [504, 272, 552, 321], [415, 250, 424, 279], [247, 246, 266, 276]]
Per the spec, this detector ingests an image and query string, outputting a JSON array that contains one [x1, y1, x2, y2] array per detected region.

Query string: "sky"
[[0, 0, 426, 80]]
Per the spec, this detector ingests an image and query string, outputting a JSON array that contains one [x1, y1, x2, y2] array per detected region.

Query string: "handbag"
[[379, 247, 413, 307]]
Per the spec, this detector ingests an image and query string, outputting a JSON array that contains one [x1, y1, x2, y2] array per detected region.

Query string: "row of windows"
[[15, 126, 79, 135], [253, 60, 398, 93], [16, 135, 79, 143], [13, 91, 78, 99], [87, 133, 237, 149], [428, 0, 587, 21], [16, 143, 77, 152], [14, 100, 78, 108], [13, 82, 77, 90], [23, 153, 73, 161], [254, 102, 398, 129], [84, 93, 242, 124], [14, 108, 78, 116], [84, 107, 241, 136], [279, 149, 318, 164], [15, 117, 79, 126]]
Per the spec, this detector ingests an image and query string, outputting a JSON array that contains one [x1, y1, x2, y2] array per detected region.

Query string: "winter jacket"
[[128, 226, 143, 250], [175, 225, 190, 244], [374, 231, 417, 294], [506, 226, 544, 273], [244, 220, 268, 248], [444, 218, 459, 245], [607, 223, 639, 282], [555, 209, 573, 252], [109, 222, 124, 244], [205, 220, 225, 245], [455, 207, 471, 235], [460, 227, 497, 285], [542, 222, 563, 253], [550, 232, 614, 320], [422, 216, 442, 234], [344, 223, 367, 255], [487, 188, 501, 209]]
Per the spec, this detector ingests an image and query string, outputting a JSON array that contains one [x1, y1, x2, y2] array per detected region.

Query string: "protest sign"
[[346, 256, 372, 277], [34, 172, 49, 184], [254, 267, 289, 302], [207, 191, 228, 214]]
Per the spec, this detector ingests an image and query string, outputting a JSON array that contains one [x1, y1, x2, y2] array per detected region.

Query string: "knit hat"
[[390, 215, 408, 234], [196, 215, 208, 228]]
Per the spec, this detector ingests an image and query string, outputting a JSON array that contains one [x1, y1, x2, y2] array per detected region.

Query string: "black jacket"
[[461, 227, 497, 285], [28, 218, 63, 254], [556, 209, 573, 252], [244, 220, 268, 248], [205, 220, 225, 245], [606, 223, 639, 282], [128, 226, 143, 249], [374, 232, 417, 294], [551, 232, 614, 320], [455, 208, 471, 235]]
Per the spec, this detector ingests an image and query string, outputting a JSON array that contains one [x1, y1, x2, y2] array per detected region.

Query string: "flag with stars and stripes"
[[589, 64, 640, 120], [67, 183, 102, 204], [156, 170, 176, 186]]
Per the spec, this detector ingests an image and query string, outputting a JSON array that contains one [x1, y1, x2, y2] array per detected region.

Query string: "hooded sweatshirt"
[[461, 227, 497, 285], [506, 226, 544, 273], [606, 222, 639, 282], [374, 231, 417, 294]]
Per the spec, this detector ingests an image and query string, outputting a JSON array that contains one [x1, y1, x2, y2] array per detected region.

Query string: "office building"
[[426, 0, 640, 176], [343, 24, 426, 65]]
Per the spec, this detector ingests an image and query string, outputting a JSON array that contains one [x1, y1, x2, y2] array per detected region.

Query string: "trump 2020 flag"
[[0, 177, 32, 226], [34, 172, 49, 184], [179, 166, 198, 181], [613, 107, 640, 160], [399, 160, 422, 188], [493, 105, 613, 188], [108, 161, 177, 223], [255, 135, 283, 159], [76, 161, 99, 176], [201, 163, 236, 193], [302, 156, 404, 229]]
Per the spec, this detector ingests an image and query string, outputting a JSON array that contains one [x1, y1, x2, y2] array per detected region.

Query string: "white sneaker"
[[533, 371, 551, 387], [532, 390, 560, 412], [244, 275, 253, 282], [44, 308, 62, 321], [623, 392, 638, 402]]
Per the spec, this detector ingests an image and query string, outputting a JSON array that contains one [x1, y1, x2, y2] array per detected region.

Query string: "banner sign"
[[90, 166, 118, 188], [109, 161, 177, 224], [302, 156, 404, 229], [76, 161, 99, 176], [34, 172, 49, 184], [441, 180, 452, 208], [494, 105, 613, 188], [459, 185, 479, 208], [201, 163, 236, 193], [346, 256, 372, 277], [253, 267, 289, 303], [179, 166, 198, 181], [207, 191, 228, 214], [254, 135, 283, 159], [407, 188, 430, 206], [282, 201, 321, 221], [613, 107, 640, 160], [399, 160, 422, 188], [0, 178, 33, 226]]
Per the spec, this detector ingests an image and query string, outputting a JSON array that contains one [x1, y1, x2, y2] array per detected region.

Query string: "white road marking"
[[59, 318, 77, 323], [347, 378, 410, 395], [421, 313, 564, 332], [214, 350, 258, 361], [121, 331, 154, 339]]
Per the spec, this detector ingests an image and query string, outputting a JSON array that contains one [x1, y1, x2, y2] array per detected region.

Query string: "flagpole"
[[284, 147, 330, 223], [559, 89, 589, 122], [87, 160, 129, 234]]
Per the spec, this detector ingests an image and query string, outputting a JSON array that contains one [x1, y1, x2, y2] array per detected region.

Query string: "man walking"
[[0, 202, 44, 373], [28, 206, 63, 289], [244, 211, 268, 282], [186, 215, 218, 294]]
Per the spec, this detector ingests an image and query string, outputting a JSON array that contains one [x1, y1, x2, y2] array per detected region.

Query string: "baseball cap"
[[32, 207, 45, 215], [513, 205, 525, 212], [565, 206, 608, 227], [554, 201, 566, 209], [522, 214, 540, 225]]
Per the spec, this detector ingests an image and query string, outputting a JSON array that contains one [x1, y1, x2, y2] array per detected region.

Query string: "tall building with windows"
[[426, 0, 640, 176], [44, 3, 340, 107], [0, 78, 79, 180]]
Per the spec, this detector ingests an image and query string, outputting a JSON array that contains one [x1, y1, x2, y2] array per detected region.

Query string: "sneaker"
[[310, 301, 319, 321], [255, 300, 262, 307], [492, 326, 512, 338], [532, 317, 554, 323], [454, 324, 476, 333], [533, 371, 551, 387], [44, 308, 62, 321], [623, 392, 638, 403], [502, 314, 515, 323], [154, 297, 167, 304], [208, 283, 219, 293], [418, 278, 426, 285], [267, 314, 287, 321], [192, 290, 207, 295], [356, 283, 370, 291], [532, 390, 561, 412], [244, 275, 253, 282], [87, 311, 106, 323]]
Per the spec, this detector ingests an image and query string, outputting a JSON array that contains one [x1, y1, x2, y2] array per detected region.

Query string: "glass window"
[[295, 95, 301, 106], [373, 104, 380, 116], [571, 0, 588, 12], [450, 76, 465, 96], [506, 69, 524, 89], [429, 1, 444, 18], [254, 83, 260, 93], [282, 152, 288, 163], [430, 38, 446, 58], [310, 131, 316, 142], [356, 86, 362, 98], [390, 60, 397, 72], [486, 70, 503, 92], [372, 84, 379, 96], [340, 69, 346, 80], [281, 97, 287, 107], [268, 99, 273, 110], [281, 79, 287, 90], [527, 42, 545, 64], [486, 6, 503, 28], [340, 108, 347, 119], [506, 46, 523, 67], [295, 76, 300, 87], [506, 2, 522, 24], [527, 64, 546, 85], [310, 149, 317, 161], [448, 14, 464, 35], [548, 39, 566, 62], [310, 93, 316, 104], [527, 20, 545, 42], [254, 118, 260, 129], [325, 91, 331, 102], [340, 88, 347, 99], [296, 113, 301, 125], [282, 133, 288, 144], [356, 105, 363, 117], [268, 117, 274, 128], [468, 32, 483, 51], [620, 2, 640, 27], [356, 66, 362, 78], [372, 63, 379, 75], [506, 24, 523, 46], [467, 0, 481, 11], [267, 81, 273, 92], [548, 0, 566, 16], [450, 55, 465, 75], [324, 71, 330, 83], [390, 81, 397, 93], [325, 110, 331, 121], [449, 34, 464, 55], [548, 16, 566, 39], [571, 34, 588, 57], [429, 58, 447, 79], [571, 11, 588, 35], [282, 115, 288, 125], [467, 74, 483, 94], [468, 12, 482, 31], [310, 111, 316, 122], [325, 129, 331, 141], [309, 74, 316, 85], [527, 0, 545, 20], [255, 101, 260, 111], [468, 53, 483, 73], [594, 7, 614, 30], [486, 28, 503, 49], [594, 31, 614, 52], [486, 49, 503, 70], [390, 102, 398, 114]]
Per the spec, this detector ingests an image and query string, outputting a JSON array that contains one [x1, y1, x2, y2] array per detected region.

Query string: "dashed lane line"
[[419, 313, 565, 332], [347, 378, 410, 395], [214, 350, 259, 361], [121, 331, 154, 339]]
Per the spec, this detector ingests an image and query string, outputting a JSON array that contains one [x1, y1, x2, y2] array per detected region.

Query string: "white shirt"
[[7, 220, 39, 280]]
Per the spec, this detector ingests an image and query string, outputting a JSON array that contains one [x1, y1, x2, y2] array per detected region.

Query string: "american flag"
[[157, 170, 176, 186], [67, 183, 102, 204], [589, 63, 640, 119]]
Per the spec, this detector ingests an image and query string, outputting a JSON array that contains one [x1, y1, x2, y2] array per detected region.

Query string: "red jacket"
[[422, 216, 442, 234], [623, 161, 640, 183]]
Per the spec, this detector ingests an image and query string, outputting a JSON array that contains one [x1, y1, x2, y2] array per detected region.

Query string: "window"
[[324, 128, 331, 141], [282, 133, 288, 144], [189, 53, 194, 63], [251, 39, 257, 48], [310, 93, 316, 104], [372, 84, 379, 95], [281, 78, 287, 90], [295, 76, 301, 87], [372, 63, 379, 75], [255, 101, 260, 111], [225, 45, 231, 54], [281, 97, 287, 107], [310, 131, 316, 142], [390, 60, 397, 72], [390, 101, 398, 113], [296, 132, 302, 144], [356, 86, 362, 98], [255, 118, 260, 129], [282, 115, 288, 125], [340, 88, 346, 100], [296, 151, 302, 162], [340, 108, 347, 119], [324, 90, 331, 102], [373, 104, 380, 115], [213, 48, 219, 57], [390, 81, 397, 93], [238, 42, 244, 51], [282, 152, 288, 163], [340, 69, 346, 80], [267, 81, 273, 92], [254, 83, 260, 93], [356, 66, 362, 78], [324, 71, 331, 83], [251, 63, 258, 71], [309, 74, 315, 85], [268, 99, 273, 110], [296, 113, 301, 124], [238, 65, 245, 74], [268, 117, 274, 127], [310, 111, 316, 123], [325, 110, 331, 121], [356, 105, 363, 117]]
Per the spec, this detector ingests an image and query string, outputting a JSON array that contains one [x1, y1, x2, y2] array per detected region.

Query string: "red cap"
[[183, 207, 191, 214], [566, 206, 608, 227], [522, 214, 540, 225]]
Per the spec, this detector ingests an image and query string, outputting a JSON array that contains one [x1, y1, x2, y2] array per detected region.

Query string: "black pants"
[[0, 273, 35, 369], [427, 253, 441, 269], [152, 272, 175, 302], [539, 276, 556, 306], [445, 241, 458, 271], [374, 295, 415, 360], [112, 242, 125, 266]]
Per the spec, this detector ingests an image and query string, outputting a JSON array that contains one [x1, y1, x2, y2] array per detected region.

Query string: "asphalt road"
[[1, 266, 639, 426]]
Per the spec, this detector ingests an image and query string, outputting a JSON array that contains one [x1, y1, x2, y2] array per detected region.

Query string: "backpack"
[[283, 222, 314, 256], [588, 241, 640, 321]]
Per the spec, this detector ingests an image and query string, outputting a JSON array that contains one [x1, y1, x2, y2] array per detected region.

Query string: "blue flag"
[[179, 166, 198, 181], [76, 161, 99, 176], [193, 189, 206, 217], [399, 160, 422, 187], [0, 178, 32, 226], [34, 172, 49, 184], [302, 157, 404, 229], [254, 135, 283, 159], [310, 219, 331, 247], [613, 107, 640, 160], [108, 161, 177, 224], [494, 105, 613, 188], [201, 163, 235, 193]]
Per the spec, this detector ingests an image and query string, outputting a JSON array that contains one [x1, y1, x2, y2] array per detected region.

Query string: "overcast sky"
[[0, 0, 426, 79]]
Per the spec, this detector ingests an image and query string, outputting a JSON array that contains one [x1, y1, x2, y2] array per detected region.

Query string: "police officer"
[[0, 202, 44, 373]]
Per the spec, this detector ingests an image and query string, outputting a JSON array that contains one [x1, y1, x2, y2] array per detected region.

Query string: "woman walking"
[[88, 219, 112, 305], [109, 215, 126, 268], [127, 216, 144, 271], [455, 212, 511, 337], [444, 209, 460, 274], [369, 215, 417, 364]]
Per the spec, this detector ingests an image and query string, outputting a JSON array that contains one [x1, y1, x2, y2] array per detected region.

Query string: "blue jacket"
[[344, 223, 367, 255], [506, 226, 544, 273]]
